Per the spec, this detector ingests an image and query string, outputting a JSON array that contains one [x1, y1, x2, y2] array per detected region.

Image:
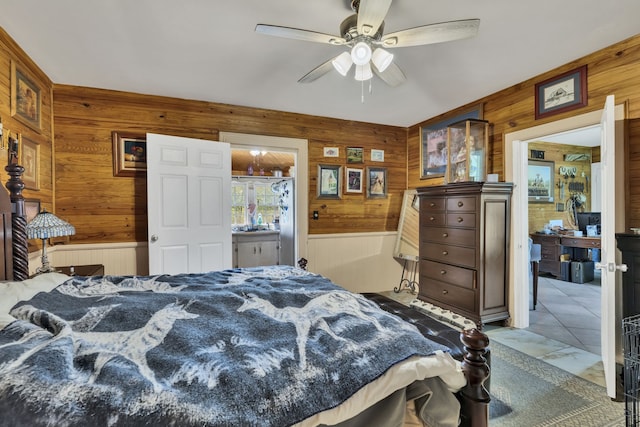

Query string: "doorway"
[[219, 132, 309, 264], [524, 126, 602, 353], [505, 105, 625, 330]]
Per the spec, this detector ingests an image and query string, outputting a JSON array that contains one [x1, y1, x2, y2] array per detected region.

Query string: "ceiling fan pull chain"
[[361, 80, 365, 103]]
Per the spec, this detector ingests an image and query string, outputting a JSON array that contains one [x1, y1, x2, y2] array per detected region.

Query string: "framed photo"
[[323, 147, 339, 157], [420, 104, 483, 179], [10, 60, 41, 132], [24, 198, 41, 223], [367, 167, 387, 198], [21, 137, 40, 190], [112, 131, 147, 177], [346, 147, 364, 163], [528, 160, 555, 203], [371, 149, 384, 162], [535, 65, 587, 120], [317, 164, 342, 199], [345, 167, 363, 193]]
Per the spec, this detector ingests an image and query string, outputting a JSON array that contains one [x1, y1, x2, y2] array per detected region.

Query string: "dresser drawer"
[[446, 213, 476, 228], [422, 226, 476, 246], [422, 243, 476, 269], [421, 198, 446, 212], [421, 213, 446, 227], [420, 277, 476, 313], [420, 259, 475, 289], [446, 196, 476, 212]]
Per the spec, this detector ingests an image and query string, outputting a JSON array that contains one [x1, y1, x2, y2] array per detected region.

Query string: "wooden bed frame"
[[0, 149, 491, 426]]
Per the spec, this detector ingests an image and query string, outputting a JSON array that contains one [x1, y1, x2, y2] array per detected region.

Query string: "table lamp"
[[26, 209, 76, 274]]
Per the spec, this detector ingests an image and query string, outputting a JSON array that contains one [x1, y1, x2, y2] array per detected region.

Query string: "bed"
[[0, 160, 490, 426]]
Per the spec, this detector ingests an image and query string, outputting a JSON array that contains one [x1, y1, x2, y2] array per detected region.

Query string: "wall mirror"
[[393, 189, 420, 261]]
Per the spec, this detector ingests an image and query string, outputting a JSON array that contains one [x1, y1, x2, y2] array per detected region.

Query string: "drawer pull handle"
[[457, 201, 464, 207], [442, 233, 448, 237], [440, 270, 446, 275], [442, 251, 448, 256], [457, 217, 463, 223], [430, 202, 436, 207], [442, 290, 448, 295], [429, 216, 435, 221]]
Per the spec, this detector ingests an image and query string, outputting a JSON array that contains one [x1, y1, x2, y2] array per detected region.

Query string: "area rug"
[[489, 340, 625, 426]]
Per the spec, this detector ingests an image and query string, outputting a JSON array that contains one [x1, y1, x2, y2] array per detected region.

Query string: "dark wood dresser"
[[417, 182, 512, 327], [616, 234, 640, 318]]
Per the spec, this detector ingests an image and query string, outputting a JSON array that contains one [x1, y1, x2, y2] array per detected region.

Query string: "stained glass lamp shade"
[[26, 210, 76, 274]]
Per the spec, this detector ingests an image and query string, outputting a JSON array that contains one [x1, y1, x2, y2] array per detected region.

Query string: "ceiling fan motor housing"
[[340, 14, 384, 42]]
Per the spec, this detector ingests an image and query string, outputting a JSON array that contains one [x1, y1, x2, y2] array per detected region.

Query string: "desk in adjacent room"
[[530, 233, 600, 278]]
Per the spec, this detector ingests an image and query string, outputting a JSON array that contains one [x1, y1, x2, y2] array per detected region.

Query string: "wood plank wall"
[[52, 86, 407, 244], [527, 142, 595, 233], [408, 34, 640, 229], [0, 28, 54, 214], [3, 25, 640, 248]]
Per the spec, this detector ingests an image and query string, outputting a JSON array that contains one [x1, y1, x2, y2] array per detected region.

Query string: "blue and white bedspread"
[[0, 266, 462, 427]]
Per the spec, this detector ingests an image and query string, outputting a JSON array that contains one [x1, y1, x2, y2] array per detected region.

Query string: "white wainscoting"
[[29, 242, 149, 276], [30, 234, 407, 296], [307, 232, 406, 294]]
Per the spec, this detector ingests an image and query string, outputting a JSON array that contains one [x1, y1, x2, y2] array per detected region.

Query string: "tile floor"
[[386, 270, 606, 387]]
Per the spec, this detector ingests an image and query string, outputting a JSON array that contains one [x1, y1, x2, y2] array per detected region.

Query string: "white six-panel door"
[[147, 133, 231, 275]]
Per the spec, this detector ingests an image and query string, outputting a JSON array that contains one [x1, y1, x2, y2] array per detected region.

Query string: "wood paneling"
[[52, 86, 408, 244], [408, 34, 640, 229], [0, 28, 54, 221], [527, 143, 594, 233]]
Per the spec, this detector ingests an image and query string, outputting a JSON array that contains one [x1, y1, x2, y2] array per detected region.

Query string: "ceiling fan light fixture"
[[351, 41, 372, 66], [354, 63, 373, 81], [332, 51, 353, 76], [371, 48, 393, 72]]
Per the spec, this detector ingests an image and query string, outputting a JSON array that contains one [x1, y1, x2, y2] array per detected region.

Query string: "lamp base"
[[34, 264, 58, 275]]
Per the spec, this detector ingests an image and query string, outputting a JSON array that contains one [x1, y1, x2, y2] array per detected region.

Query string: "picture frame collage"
[[319, 146, 387, 199]]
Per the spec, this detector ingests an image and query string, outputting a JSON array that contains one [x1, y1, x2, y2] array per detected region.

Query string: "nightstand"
[[56, 264, 105, 276]]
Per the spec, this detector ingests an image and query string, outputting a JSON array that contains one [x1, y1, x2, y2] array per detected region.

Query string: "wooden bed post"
[[5, 137, 29, 281], [458, 328, 490, 427]]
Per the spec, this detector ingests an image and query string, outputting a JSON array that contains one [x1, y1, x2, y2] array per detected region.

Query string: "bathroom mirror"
[[393, 189, 420, 261]]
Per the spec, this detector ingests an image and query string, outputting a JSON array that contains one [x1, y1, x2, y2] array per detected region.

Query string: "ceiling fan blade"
[[373, 62, 406, 87], [380, 19, 480, 48], [298, 58, 337, 83], [356, 0, 393, 37], [256, 24, 347, 45]]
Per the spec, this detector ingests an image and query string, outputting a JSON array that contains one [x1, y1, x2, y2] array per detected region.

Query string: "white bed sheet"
[[0, 272, 70, 328], [298, 350, 465, 427]]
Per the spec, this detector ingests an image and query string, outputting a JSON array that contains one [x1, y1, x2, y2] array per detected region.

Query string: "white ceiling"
[[1, 1, 638, 128]]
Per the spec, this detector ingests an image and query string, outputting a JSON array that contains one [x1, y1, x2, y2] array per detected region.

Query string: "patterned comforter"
[[0, 266, 459, 426]]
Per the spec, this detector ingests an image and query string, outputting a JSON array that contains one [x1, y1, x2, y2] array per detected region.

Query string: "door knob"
[[150, 234, 159, 243]]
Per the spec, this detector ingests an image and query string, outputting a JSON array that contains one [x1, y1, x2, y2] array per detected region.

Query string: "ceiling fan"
[[255, 0, 480, 87]]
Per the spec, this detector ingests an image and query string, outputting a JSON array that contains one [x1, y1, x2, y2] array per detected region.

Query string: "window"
[[231, 179, 280, 227], [231, 182, 247, 226]]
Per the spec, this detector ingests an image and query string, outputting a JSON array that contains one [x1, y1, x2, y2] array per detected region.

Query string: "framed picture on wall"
[[345, 167, 363, 193], [346, 147, 364, 163], [367, 167, 387, 198], [112, 131, 147, 177], [535, 65, 587, 120], [21, 137, 40, 190], [10, 60, 42, 132], [317, 164, 342, 199], [528, 160, 555, 203]]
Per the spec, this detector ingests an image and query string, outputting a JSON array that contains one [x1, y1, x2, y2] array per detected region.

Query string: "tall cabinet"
[[417, 182, 513, 327]]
